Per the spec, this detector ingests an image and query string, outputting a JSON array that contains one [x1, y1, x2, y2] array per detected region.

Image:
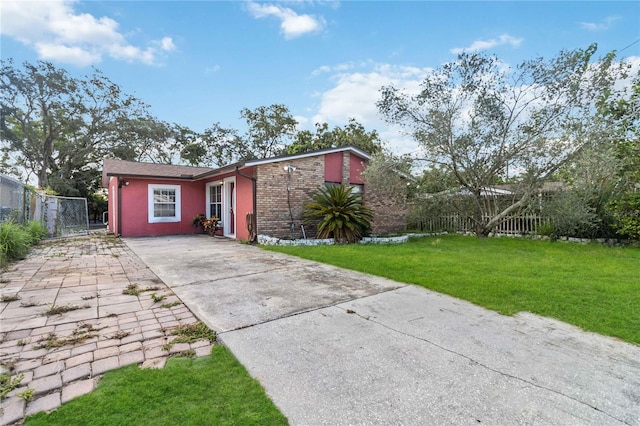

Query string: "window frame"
[[207, 183, 223, 222], [148, 184, 181, 223]]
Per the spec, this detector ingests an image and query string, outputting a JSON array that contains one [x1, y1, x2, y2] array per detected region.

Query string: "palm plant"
[[304, 184, 372, 243]]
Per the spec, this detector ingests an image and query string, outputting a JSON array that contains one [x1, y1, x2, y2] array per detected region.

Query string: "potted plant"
[[192, 214, 220, 236]]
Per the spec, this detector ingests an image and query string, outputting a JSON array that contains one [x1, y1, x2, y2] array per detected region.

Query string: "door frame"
[[223, 177, 236, 238]]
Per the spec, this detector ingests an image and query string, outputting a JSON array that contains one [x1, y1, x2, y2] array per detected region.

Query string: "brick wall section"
[[366, 190, 407, 235], [256, 151, 408, 239], [341, 152, 350, 185], [256, 156, 325, 239]]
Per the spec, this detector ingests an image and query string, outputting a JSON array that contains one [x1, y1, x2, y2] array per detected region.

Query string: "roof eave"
[[244, 146, 371, 167]]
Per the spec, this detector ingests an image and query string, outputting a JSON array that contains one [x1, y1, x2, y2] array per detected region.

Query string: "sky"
[[1, 1, 639, 157]]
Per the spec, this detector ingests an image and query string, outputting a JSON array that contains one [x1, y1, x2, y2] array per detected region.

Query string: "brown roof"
[[101, 159, 214, 187], [102, 146, 372, 187]]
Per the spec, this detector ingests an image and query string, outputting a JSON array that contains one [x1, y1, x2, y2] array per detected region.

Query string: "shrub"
[[0, 221, 47, 267], [0, 222, 31, 266], [304, 184, 372, 243], [610, 191, 640, 240], [26, 220, 47, 243], [540, 190, 600, 238]]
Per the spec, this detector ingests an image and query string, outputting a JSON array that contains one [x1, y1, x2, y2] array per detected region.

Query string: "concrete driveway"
[[125, 235, 640, 425]]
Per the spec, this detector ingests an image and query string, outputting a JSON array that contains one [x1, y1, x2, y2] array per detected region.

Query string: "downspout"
[[117, 177, 124, 236], [235, 166, 257, 243]]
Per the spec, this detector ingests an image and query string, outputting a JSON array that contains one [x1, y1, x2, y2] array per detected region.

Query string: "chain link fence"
[[0, 174, 89, 237], [0, 174, 31, 224], [32, 194, 89, 238]]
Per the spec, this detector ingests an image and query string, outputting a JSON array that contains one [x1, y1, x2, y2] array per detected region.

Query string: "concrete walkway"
[[126, 235, 640, 426], [0, 234, 213, 426]]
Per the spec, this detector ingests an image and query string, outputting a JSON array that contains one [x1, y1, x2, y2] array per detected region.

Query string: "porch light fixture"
[[283, 164, 296, 173]]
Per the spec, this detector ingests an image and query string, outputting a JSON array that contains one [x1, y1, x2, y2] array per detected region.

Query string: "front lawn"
[[266, 235, 640, 345], [26, 346, 287, 426]]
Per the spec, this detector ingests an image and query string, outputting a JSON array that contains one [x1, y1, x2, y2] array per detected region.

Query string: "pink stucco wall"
[[324, 152, 342, 183], [118, 179, 205, 237], [350, 153, 366, 184], [234, 167, 254, 241]]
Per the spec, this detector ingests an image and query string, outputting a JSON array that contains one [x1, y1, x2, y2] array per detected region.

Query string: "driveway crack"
[[342, 307, 629, 425]]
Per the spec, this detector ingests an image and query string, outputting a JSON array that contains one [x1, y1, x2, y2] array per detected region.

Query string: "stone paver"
[[0, 233, 215, 425], [61, 378, 96, 404]]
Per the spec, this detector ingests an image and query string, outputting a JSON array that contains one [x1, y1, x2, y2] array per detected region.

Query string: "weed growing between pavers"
[[0, 359, 22, 400], [20, 301, 42, 308], [34, 323, 101, 350], [18, 387, 34, 401], [1, 294, 19, 303], [150, 293, 166, 303], [122, 283, 160, 296], [81, 294, 98, 300], [108, 331, 130, 340], [44, 303, 91, 316], [161, 322, 216, 352], [160, 301, 181, 309], [0, 371, 23, 399]]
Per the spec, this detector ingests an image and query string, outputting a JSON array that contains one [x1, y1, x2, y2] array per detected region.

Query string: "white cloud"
[[306, 63, 431, 154], [160, 37, 176, 52], [34, 42, 100, 67], [0, 0, 175, 66], [450, 34, 523, 55], [247, 2, 324, 39], [579, 16, 620, 32], [311, 61, 371, 76], [205, 65, 221, 74], [293, 115, 309, 130]]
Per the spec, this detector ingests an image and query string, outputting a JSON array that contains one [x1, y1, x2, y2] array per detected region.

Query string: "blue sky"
[[2, 1, 639, 155]]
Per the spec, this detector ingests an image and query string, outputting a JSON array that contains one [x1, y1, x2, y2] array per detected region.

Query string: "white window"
[[350, 184, 364, 195], [209, 184, 222, 220], [148, 184, 181, 223]]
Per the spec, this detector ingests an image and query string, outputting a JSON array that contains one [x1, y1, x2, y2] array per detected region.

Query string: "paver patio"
[[0, 233, 214, 426]]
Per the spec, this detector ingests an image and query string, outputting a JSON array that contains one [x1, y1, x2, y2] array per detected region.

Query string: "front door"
[[223, 178, 236, 238]]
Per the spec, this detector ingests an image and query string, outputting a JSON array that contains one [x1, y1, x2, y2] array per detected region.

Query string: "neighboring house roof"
[[102, 146, 371, 187], [420, 182, 566, 199]]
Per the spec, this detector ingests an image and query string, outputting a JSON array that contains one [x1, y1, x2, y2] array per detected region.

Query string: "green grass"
[[25, 346, 288, 426], [266, 235, 640, 345]]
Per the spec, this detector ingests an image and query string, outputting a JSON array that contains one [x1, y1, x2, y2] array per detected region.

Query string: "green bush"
[[610, 191, 640, 240], [0, 222, 31, 266], [0, 221, 46, 267], [26, 220, 48, 244], [540, 191, 600, 239]]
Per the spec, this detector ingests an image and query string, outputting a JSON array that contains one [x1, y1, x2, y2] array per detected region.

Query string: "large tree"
[[180, 122, 244, 167], [240, 104, 297, 159], [378, 44, 625, 237], [605, 74, 640, 238], [189, 104, 298, 166], [287, 118, 384, 155], [0, 60, 171, 196]]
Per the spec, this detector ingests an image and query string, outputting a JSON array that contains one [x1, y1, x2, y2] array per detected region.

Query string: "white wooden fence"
[[417, 214, 547, 235]]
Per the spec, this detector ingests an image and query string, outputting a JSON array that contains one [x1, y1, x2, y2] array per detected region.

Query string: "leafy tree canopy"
[[287, 118, 384, 155], [0, 60, 177, 197], [378, 44, 629, 237]]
